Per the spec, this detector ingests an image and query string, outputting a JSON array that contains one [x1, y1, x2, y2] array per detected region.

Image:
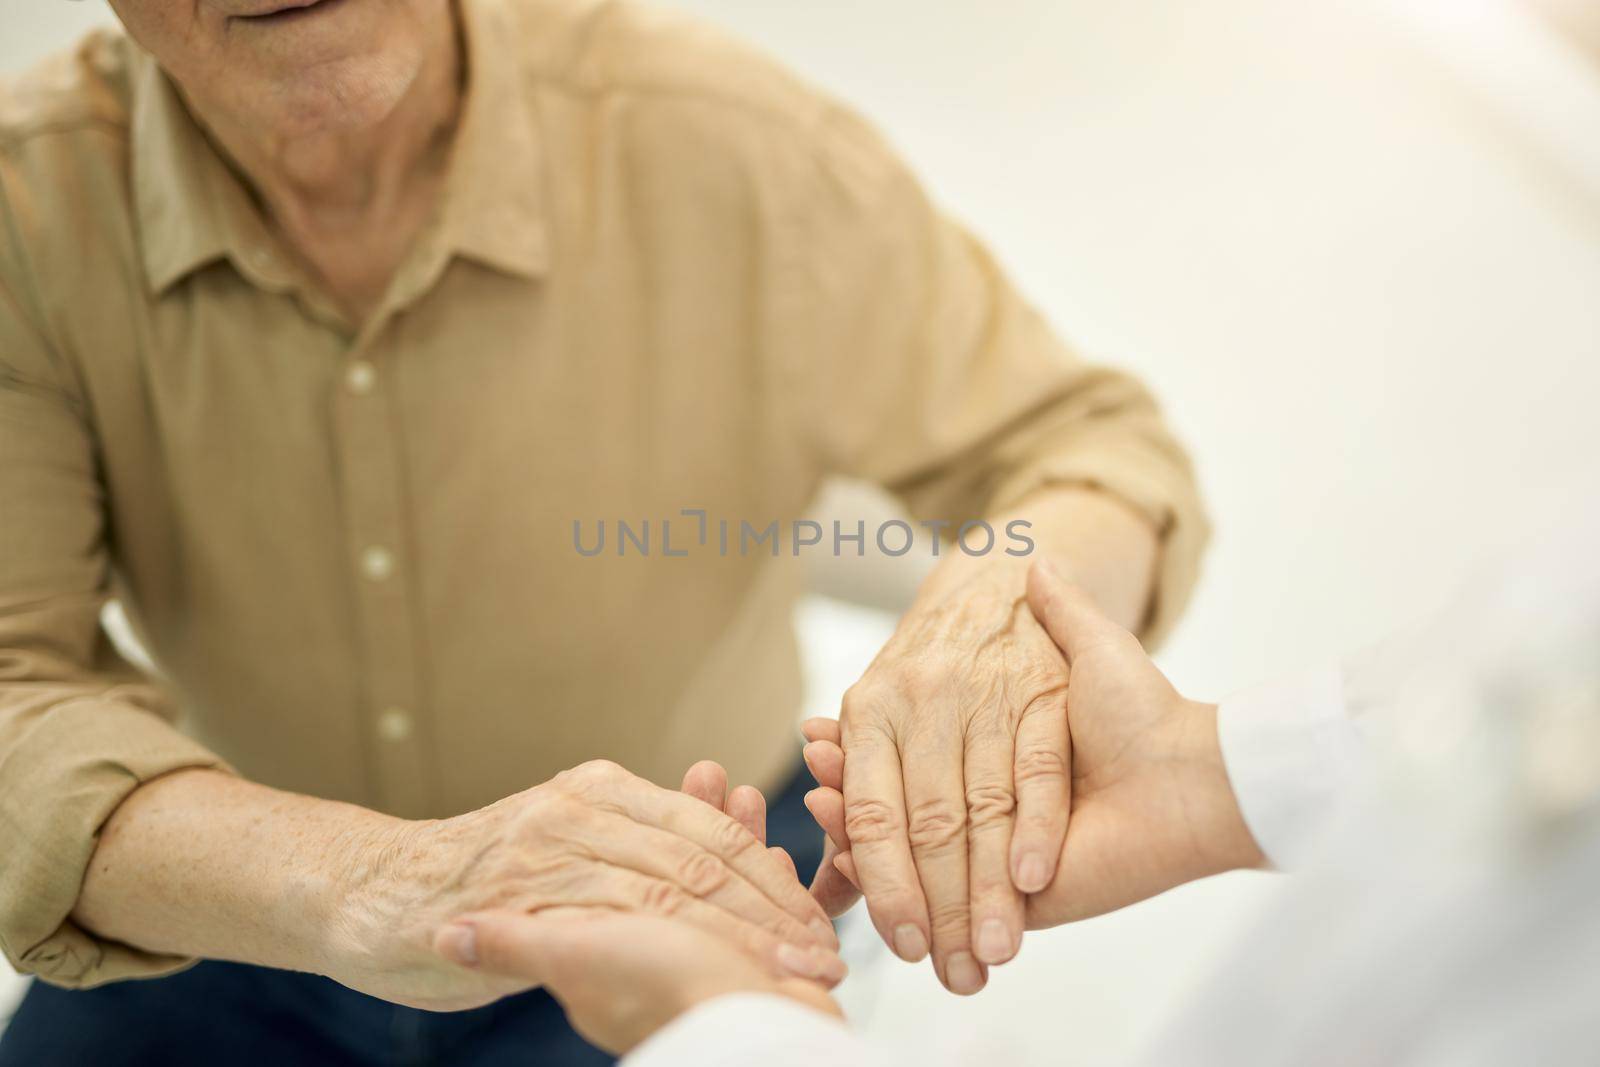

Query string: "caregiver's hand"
[[1017, 560, 1264, 922], [832, 557, 1072, 995], [439, 908, 842, 1055], [353, 759, 840, 1010], [806, 560, 1265, 942]]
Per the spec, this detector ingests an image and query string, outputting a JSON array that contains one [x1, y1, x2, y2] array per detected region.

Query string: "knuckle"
[[844, 798, 904, 844], [885, 671, 937, 706], [1018, 661, 1070, 699], [1014, 808, 1063, 841], [640, 879, 687, 916], [580, 758, 625, 782], [675, 848, 729, 898], [840, 680, 894, 725], [765, 914, 808, 943], [927, 898, 972, 939], [964, 783, 1016, 828], [906, 799, 966, 852], [1013, 745, 1069, 784], [969, 883, 1012, 909], [556, 759, 625, 793], [968, 865, 1016, 901], [708, 814, 756, 858]]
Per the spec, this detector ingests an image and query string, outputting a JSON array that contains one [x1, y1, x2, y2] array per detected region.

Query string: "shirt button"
[[376, 707, 413, 743], [360, 546, 396, 582], [344, 361, 377, 396]]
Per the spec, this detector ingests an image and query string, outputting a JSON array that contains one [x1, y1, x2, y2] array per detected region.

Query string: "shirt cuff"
[[625, 993, 874, 1067], [987, 442, 1210, 651], [0, 689, 233, 987], [1216, 663, 1366, 870]]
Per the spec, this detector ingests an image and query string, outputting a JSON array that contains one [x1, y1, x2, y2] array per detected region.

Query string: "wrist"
[[1172, 701, 1266, 873], [915, 549, 1029, 607], [914, 528, 1079, 633], [323, 814, 446, 981], [325, 808, 545, 1010]]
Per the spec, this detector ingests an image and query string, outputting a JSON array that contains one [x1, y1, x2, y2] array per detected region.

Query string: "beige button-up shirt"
[[0, 0, 1207, 988]]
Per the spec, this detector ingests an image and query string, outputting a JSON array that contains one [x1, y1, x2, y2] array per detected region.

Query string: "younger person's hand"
[[802, 559, 1265, 938], [438, 907, 841, 1055]]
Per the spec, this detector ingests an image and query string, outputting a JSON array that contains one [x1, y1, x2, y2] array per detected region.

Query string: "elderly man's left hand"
[[827, 560, 1071, 995], [440, 762, 841, 1055]]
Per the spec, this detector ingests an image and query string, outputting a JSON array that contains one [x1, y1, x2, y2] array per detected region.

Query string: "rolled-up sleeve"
[[0, 190, 230, 988], [775, 104, 1209, 645]]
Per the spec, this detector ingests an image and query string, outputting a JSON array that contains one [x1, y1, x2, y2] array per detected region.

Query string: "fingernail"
[[810, 917, 840, 948], [1016, 853, 1052, 893], [1036, 557, 1061, 580], [776, 942, 823, 978], [976, 919, 1014, 964], [946, 952, 984, 996], [440, 922, 478, 967], [892, 923, 928, 962], [818, 951, 849, 984]]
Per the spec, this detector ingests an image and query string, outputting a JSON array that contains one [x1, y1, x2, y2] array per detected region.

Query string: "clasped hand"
[[804, 564, 1074, 995], [803, 559, 1262, 988], [428, 560, 1264, 1055], [338, 758, 843, 1011]]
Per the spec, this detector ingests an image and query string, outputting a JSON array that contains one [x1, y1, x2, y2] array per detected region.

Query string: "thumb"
[[436, 907, 600, 985], [1025, 558, 1128, 664]]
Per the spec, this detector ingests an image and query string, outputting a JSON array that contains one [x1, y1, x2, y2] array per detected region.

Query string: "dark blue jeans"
[[0, 762, 824, 1067]]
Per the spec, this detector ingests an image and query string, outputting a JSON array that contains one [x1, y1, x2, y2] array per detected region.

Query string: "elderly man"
[[0, 0, 1205, 1062]]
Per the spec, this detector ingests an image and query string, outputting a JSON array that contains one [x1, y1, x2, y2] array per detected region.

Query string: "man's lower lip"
[[237, 0, 342, 22]]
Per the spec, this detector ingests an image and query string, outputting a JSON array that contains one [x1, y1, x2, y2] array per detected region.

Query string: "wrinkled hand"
[[824, 565, 1072, 995], [679, 759, 803, 880], [349, 759, 840, 1010], [433, 761, 842, 1054], [804, 560, 1264, 940]]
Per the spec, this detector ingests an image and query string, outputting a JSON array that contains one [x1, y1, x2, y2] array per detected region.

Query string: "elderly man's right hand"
[[332, 759, 842, 1010]]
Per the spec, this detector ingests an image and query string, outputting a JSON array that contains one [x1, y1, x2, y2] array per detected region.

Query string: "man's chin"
[[252, 54, 421, 136]]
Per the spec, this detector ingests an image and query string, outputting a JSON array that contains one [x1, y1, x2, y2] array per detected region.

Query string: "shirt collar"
[[130, 49, 249, 294], [131, 0, 549, 297], [442, 0, 549, 280]]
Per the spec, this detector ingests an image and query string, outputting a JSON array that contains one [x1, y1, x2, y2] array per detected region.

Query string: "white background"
[[4, 2, 1598, 1062]]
